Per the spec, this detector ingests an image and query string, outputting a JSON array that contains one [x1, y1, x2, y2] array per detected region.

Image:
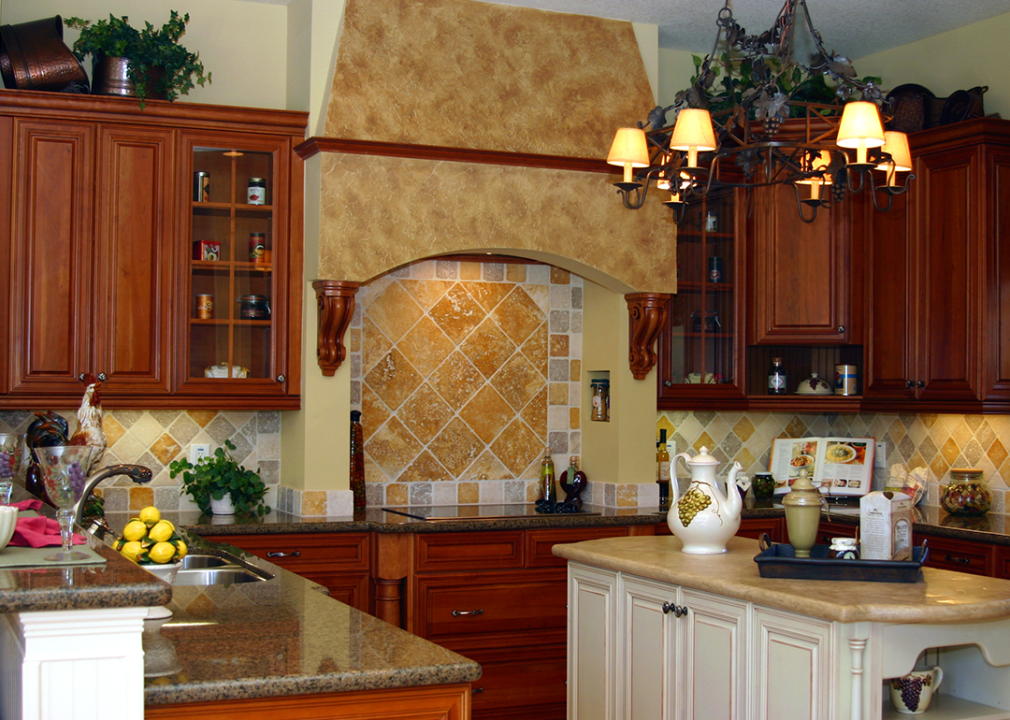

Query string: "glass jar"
[[590, 380, 609, 422], [940, 468, 992, 516], [752, 472, 775, 501]]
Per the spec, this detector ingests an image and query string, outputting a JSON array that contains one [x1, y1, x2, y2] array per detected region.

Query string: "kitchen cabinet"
[[657, 190, 747, 410], [403, 526, 630, 720], [0, 90, 306, 409], [210, 532, 372, 612], [748, 183, 852, 345], [858, 119, 1010, 411]]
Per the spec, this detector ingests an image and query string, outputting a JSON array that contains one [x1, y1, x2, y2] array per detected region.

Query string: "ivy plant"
[[169, 439, 269, 516]]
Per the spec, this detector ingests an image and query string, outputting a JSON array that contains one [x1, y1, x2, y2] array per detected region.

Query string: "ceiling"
[[479, 0, 1010, 59]]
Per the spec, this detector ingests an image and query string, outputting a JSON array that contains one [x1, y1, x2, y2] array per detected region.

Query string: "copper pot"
[[0, 16, 89, 92], [92, 55, 167, 100]]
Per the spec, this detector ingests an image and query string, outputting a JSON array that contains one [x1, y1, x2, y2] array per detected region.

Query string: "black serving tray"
[[753, 534, 929, 583]]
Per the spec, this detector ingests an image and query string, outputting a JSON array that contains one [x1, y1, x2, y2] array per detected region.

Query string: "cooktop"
[[382, 504, 601, 522]]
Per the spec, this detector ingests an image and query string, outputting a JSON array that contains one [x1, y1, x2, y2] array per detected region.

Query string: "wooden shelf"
[[746, 394, 862, 412]]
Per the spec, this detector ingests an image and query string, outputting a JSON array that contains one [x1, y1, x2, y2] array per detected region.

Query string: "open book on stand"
[[769, 437, 875, 497]]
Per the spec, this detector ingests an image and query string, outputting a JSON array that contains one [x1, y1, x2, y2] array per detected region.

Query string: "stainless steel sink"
[[174, 565, 273, 585], [172, 550, 274, 586]]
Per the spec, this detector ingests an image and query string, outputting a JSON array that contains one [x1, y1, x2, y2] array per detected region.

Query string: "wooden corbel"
[[312, 280, 360, 376], [625, 293, 671, 380]]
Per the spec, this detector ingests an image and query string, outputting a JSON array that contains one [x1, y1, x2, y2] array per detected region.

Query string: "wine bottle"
[[349, 411, 366, 512], [657, 429, 671, 506], [768, 357, 787, 395], [540, 448, 557, 503]]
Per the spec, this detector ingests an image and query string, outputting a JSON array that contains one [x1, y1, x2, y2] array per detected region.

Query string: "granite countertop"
[[552, 534, 1010, 625], [144, 532, 480, 705]]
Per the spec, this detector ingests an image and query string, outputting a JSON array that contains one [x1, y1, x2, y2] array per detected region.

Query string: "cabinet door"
[[618, 575, 679, 720], [8, 120, 95, 395], [749, 184, 849, 344], [752, 607, 833, 720], [913, 146, 984, 403], [981, 148, 1010, 405], [177, 131, 300, 404], [569, 563, 618, 720], [680, 588, 748, 720], [658, 191, 746, 409], [857, 190, 918, 402], [93, 125, 176, 395]]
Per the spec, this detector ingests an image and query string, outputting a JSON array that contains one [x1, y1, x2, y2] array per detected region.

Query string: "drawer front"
[[526, 526, 629, 568], [994, 547, 1010, 579], [301, 571, 371, 612], [212, 533, 370, 572], [738, 517, 784, 543], [415, 531, 524, 572], [415, 570, 567, 644], [466, 645, 567, 720], [922, 534, 994, 576]]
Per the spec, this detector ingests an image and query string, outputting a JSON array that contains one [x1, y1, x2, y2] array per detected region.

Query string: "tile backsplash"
[[658, 410, 1010, 514], [352, 259, 582, 507], [0, 409, 280, 513]]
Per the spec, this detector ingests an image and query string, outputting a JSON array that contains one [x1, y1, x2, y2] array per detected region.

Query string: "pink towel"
[[10, 515, 87, 548], [12, 499, 42, 512]]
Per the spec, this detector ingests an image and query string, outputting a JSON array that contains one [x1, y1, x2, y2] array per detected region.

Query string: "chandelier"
[[607, 0, 914, 223]]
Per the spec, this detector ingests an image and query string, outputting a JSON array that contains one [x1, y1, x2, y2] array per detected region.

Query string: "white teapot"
[[667, 447, 750, 554]]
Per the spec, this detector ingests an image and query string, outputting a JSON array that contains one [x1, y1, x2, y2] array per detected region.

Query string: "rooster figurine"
[[69, 373, 106, 473]]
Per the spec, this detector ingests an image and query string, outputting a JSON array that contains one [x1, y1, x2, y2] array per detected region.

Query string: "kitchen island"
[[554, 534, 1010, 720]]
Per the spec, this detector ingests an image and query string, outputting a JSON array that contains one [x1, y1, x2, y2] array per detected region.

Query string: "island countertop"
[[552, 534, 1010, 625]]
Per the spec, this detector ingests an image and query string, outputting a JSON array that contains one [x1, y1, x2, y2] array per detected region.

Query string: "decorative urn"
[[667, 447, 750, 554]]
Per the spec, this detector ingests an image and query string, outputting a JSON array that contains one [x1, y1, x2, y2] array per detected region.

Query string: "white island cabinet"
[[558, 536, 1010, 720]]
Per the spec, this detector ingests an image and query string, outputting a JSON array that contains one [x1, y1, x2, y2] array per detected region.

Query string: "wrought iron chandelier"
[[607, 0, 914, 223]]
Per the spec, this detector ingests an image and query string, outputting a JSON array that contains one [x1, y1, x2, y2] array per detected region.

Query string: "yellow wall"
[[856, 12, 1010, 120]]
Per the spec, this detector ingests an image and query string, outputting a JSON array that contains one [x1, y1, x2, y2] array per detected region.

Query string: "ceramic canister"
[[835, 364, 857, 395]]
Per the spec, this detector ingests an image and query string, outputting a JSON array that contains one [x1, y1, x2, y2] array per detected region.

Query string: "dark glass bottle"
[[540, 449, 557, 503], [349, 411, 366, 512], [768, 357, 787, 395]]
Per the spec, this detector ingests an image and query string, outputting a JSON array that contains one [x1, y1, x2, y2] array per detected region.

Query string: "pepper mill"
[[782, 470, 824, 558]]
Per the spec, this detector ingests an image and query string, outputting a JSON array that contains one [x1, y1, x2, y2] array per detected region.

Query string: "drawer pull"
[[472, 687, 484, 694], [944, 554, 970, 564], [452, 609, 484, 617], [662, 603, 688, 617], [266, 550, 302, 558]]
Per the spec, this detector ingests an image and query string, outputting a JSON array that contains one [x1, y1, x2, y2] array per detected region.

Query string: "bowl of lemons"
[[114, 506, 188, 618]]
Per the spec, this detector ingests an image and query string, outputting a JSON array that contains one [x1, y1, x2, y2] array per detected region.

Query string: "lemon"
[[120, 540, 144, 562], [112, 538, 125, 551], [148, 542, 177, 564], [173, 539, 188, 560], [149, 520, 175, 543], [122, 520, 148, 542], [138, 506, 161, 525]]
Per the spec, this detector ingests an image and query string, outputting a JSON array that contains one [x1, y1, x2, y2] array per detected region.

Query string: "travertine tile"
[[461, 320, 516, 378], [491, 419, 543, 476], [429, 418, 484, 476], [465, 281, 514, 313], [367, 417, 423, 478], [399, 279, 454, 310], [492, 353, 546, 411], [399, 383, 454, 445], [460, 386, 514, 444], [430, 351, 484, 411], [398, 316, 455, 378], [365, 349, 423, 410], [429, 284, 486, 343], [492, 287, 545, 345], [399, 451, 454, 483], [368, 282, 425, 343], [362, 317, 394, 373]]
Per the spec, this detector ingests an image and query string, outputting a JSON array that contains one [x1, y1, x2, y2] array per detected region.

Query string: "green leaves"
[[169, 438, 270, 517], [65, 11, 211, 105]]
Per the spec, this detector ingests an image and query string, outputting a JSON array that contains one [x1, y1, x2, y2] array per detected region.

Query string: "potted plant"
[[169, 439, 269, 516], [64, 11, 211, 106]]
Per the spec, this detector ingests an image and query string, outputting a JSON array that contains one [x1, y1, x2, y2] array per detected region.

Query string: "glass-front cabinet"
[[658, 190, 746, 409], [178, 132, 297, 403]]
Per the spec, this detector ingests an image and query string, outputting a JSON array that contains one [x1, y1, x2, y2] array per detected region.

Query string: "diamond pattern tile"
[[492, 288, 545, 345], [400, 384, 454, 445], [398, 317, 455, 378], [491, 420, 543, 476], [367, 417, 423, 478], [429, 284, 487, 344], [366, 349, 423, 411], [521, 324, 549, 375], [399, 279, 454, 310], [399, 451, 453, 483], [461, 320, 516, 378], [465, 282, 514, 313], [460, 386, 514, 444], [430, 351, 484, 411], [368, 282, 424, 343], [429, 418, 485, 476], [493, 353, 546, 411], [362, 317, 394, 375]]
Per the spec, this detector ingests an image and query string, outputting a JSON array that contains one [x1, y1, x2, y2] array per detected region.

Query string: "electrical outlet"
[[190, 444, 211, 464], [875, 441, 887, 469]]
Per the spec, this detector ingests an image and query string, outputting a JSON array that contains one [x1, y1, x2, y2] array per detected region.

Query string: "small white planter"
[[209, 493, 235, 515]]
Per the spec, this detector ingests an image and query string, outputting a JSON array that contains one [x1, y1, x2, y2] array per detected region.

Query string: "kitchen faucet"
[[73, 464, 153, 524]]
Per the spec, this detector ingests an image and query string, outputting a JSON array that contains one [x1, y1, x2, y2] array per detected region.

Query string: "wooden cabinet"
[[859, 119, 1010, 411], [657, 190, 747, 410], [408, 527, 629, 720], [211, 532, 372, 612], [0, 90, 306, 409], [918, 533, 994, 577], [748, 183, 851, 345]]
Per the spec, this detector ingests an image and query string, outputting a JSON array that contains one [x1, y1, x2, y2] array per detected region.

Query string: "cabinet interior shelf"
[[882, 693, 1008, 720], [676, 332, 734, 339], [746, 394, 862, 412], [192, 202, 274, 213], [192, 261, 273, 272], [677, 231, 734, 241], [189, 319, 272, 327], [677, 282, 734, 292]]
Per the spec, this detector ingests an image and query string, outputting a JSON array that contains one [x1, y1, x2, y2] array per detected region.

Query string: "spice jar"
[[247, 177, 266, 205], [828, 537, 859, 560], [590, 379, 609, 422], [238, 295, 271, 320], [940, 468, 993, 516]]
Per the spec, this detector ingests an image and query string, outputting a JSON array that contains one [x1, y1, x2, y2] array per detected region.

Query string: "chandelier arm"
[[792, 182, 820, 224]]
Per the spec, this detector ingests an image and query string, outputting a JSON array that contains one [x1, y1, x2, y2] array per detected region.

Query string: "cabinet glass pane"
[[188, 147, 276, 381], [667, 191, 735, 386]]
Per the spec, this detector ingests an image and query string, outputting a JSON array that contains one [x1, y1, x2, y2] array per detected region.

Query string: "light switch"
[[874, 441, 887, 469]]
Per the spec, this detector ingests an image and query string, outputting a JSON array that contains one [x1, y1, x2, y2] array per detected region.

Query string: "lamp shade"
[[669, 109, 717, 152], [607, 128, 650, 168], [875, 131, 913, 172], [836, 102, 885, 149]]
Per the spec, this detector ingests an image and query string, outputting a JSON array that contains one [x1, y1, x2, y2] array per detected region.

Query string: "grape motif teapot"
[[668, 447, 750, 554]]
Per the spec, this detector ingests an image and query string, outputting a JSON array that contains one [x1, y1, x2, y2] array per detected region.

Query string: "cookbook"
[[769, 437, 875, 496]]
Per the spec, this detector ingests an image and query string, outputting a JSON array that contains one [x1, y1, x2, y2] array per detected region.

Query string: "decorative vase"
[[210, 493, 235, 515], [940, 468, 992, 515], [889, 666, 943, 714], [91, 55, 167, 99], [782, 470, 824, 557], [350, 410, 366, 511]]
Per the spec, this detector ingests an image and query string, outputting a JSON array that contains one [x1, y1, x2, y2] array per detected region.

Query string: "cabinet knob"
[[837, 326, 845, 334], [662, 602, 676, 614], [277, 374, 286, 383], [943, 554, 970, 565], [79, 372, 108, 382], [452, 609, 484, 617], [472, 687, 484, 694], [905, 380, 914, 389], [664, 380, 673, 387], [266, 550, 301, 558], [916, 380, 925, 389]]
